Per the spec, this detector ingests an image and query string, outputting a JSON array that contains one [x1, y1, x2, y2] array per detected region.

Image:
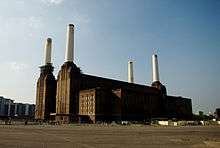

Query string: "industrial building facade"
[[35, 24, 192, 123]]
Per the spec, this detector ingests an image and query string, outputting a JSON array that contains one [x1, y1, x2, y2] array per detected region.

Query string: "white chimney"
[[44, 38, 52, 65], [65, 24, 74, 62], [128, 61, 134, 83], [152, 53, 160, 82]]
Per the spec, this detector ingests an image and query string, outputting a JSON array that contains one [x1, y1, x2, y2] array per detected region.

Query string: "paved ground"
[[0, 125, 219, 148]]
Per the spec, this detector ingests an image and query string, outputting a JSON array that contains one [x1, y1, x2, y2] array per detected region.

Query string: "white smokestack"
[[152, 53, 160, 82], [128, 61, 134, 83], [65, 24, 74, 62], [44, 38, 52, 65]]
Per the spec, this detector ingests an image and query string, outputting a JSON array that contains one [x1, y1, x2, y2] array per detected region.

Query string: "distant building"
[[14, 103, 23, 116], [0, 96, 14, 117], [216, 108, 220, 119], [199, 111, 204, 117], [26, 104, 35, 117], [0, 96, 35, 118]]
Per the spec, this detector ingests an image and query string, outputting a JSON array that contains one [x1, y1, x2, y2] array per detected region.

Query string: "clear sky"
[[0, 0, 219, 114]]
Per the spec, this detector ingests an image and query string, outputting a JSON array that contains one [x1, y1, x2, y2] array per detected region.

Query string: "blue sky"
[[0, 0, 219, 114]]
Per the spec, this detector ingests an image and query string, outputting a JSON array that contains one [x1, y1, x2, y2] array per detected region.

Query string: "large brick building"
[[35, 24, 192, 123]]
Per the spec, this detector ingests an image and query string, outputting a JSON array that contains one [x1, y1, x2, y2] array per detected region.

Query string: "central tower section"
[[56, 24, 81, 123]]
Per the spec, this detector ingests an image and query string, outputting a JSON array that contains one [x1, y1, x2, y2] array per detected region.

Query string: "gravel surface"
[[0, 125, 219, 148]]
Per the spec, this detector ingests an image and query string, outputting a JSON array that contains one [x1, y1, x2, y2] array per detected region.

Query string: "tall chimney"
[[44, 38, 52, 65], [65, 24, 74, 62], [128, 61, 134, 83], [152, 51, 160, 82]]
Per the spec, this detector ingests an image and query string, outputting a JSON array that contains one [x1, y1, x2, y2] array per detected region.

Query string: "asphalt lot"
[[0, 125, 219, 148]]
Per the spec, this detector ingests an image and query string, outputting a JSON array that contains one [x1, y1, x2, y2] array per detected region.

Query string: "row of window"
[[80, 106, 94, 114], [80, 94, 95, 100], [80, 111, 94, 114], [80, 106, 95, 110], [80, 101, 95, 106]]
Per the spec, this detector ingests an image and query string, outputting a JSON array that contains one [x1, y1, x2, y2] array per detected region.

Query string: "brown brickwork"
[[79, 88, 121, 123], [35, 64, 56, 120], [36, 63, 192, 123], [166, 96, 192, 119], [79, 89, 96, 123], [55, 62, 80, 123]]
